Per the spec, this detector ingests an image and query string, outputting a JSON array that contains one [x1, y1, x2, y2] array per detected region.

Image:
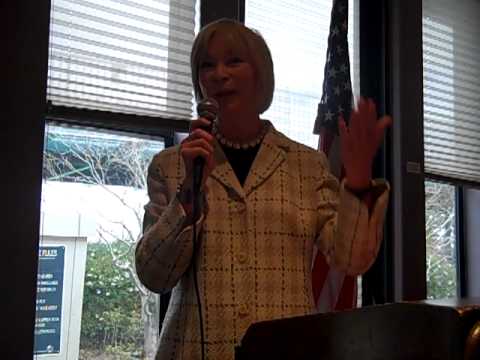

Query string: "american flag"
[[312, 0, 357, 312]]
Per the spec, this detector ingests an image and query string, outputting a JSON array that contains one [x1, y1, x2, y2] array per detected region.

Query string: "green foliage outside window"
[[425, 181, 457, 299], [80, 241, 143, 359], [43, 126, 163, 359]]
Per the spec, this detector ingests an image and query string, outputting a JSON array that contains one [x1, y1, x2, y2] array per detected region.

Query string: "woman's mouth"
[[215, 90, 236, 98]]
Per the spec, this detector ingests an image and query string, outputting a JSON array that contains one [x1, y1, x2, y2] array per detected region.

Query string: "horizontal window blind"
[[245, 0, 358, 149], [47, 0, 197, 119], [423, 0, 480, 183]]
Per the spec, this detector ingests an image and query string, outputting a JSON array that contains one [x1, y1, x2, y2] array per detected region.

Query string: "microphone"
[[193, 98, 219, 195], [191, 97, 219, 360]]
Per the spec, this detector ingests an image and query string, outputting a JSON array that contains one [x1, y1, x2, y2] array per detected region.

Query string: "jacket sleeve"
[[314, 155, 390, 276], [135, 156, 204, 294]]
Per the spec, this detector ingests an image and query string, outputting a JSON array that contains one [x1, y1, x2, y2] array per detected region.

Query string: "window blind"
[[245, 0, 359, 149], [47, 0, 197, 119], [423, 0, 480, 183]]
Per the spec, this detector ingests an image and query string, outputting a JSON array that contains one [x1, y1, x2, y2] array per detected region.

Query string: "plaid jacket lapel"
[[243, 125, 290, 196], [210, 139, 246, 200], [210, 123, 291, 199]]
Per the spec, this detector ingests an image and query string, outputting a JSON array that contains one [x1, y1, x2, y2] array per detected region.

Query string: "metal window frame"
[[426, 172, 480, 192], [387, 0, 427, 302], [455, 186, 468, 298], [5, 1, 52, 358], [425, 176, 468, 299], [46, 103, 189, 140], [358, 0, 393, 306]]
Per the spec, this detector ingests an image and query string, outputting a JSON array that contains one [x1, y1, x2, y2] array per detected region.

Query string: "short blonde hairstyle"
[[190, 19, 274, 114]]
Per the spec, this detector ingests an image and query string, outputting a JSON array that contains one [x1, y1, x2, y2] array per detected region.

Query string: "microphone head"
[[197, 97, 219, 121]]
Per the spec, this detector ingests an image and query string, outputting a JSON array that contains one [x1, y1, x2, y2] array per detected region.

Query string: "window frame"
[[455, 186, 468, 298], [6, 1, 52, 359], [421, 0, 480, 299], [387, 0, 427, 302], [423, 175, 477, 299], [358, 0, 393, 306], [46, 103, 188, 140], [424, 177, 468, 299]]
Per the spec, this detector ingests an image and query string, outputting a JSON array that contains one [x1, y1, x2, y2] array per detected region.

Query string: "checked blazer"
[[135, 122, 390, 360]]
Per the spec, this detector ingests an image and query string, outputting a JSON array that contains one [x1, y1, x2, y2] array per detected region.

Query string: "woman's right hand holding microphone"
[[178, 116, 216, 216]]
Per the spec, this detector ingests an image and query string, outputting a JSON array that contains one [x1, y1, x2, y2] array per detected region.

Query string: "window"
[[464, 187, 480, 297], [35, 126, 164, 359], [245, 0, 359, 149], [424, 180, 457, 299], [36, 125, 165, 359], [423, 0, 480, 298], [47, 0, 197, 118], [423, 0, 480, 183], [34, 0, 198, 358]]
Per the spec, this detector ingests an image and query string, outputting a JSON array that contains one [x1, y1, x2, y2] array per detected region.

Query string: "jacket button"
[[236, 203, 246, 213], [238, 304, 249, 317], [237, 252, 248, 264]]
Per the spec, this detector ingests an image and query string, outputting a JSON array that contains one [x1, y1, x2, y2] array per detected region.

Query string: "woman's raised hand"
[[339, 97, 392, 192]]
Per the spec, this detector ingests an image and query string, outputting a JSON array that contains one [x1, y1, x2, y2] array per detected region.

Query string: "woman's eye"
[[228, 57, 243, 65], [200, 61, 214, 69]]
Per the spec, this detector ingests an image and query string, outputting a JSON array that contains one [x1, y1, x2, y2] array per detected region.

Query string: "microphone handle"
[[191, 108, 216, 215], [192, 156, 205, 222], [191, 118, 214, 194], [193, 156, 204, 195]]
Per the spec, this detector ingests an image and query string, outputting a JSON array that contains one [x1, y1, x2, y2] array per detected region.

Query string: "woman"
[[135, 19, 392, 360]]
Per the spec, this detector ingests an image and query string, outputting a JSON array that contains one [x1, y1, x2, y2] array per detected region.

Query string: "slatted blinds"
[[47, 0, 197, 119], [245, 0, 359, 149], [423, 0, 480, 183]]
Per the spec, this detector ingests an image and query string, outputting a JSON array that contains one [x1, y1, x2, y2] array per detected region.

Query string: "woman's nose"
[[212, 63, 229, 80]]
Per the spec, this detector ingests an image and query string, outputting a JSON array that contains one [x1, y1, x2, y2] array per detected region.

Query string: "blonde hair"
[[190, 19, 274, 114]]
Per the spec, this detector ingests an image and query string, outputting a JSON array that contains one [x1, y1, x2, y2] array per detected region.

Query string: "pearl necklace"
[[212, 122, 270, 150]]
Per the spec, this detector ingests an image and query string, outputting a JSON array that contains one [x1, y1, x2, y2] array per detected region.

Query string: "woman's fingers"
[[190, 117, 213, 133], [180, 118, 217, 181], [338, 115, 348, 136], [181, 146, 211, 163], [340, 98, 393, 170], [183, 127, 214, 143], [181, 126, 215, 159], [181, 136, 214, 163], [377, 115, 393, 132], [374, 115, 393, 145], [182, 138, 214, 154], [349, 101, 361, 138], [366, 99, 377, 134], [338, 115, 351, 153]]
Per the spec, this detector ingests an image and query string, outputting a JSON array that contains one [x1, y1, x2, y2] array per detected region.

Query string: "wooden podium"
[[235, 298, 480, 360]]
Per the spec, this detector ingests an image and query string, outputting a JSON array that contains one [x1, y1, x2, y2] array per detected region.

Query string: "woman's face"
[[198, 33, 258, 119]]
